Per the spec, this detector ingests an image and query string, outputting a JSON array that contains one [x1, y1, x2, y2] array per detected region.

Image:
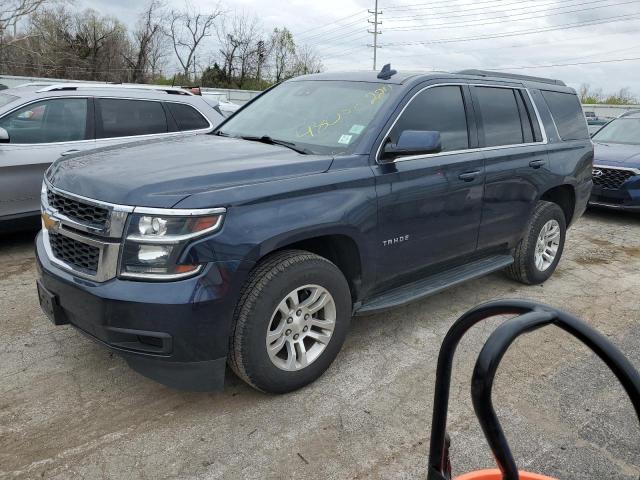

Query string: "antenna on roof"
[[377, 63, 397, 80]]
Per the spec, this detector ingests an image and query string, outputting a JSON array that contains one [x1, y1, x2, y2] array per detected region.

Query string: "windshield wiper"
[[240, 135, 310, 155]]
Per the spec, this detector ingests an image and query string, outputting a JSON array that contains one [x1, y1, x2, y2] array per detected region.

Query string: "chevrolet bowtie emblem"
[[41, 212, 60, 231]]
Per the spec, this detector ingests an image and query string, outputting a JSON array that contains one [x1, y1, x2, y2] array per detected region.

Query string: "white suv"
[[0, 83, 224, 231]]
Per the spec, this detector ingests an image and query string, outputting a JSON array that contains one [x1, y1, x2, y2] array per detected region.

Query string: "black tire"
[[228, 250, 352, 394], [505, 201, 567, 285]]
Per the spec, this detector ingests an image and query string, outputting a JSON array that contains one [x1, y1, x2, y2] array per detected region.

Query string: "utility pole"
[[368, 0, 382, 71]]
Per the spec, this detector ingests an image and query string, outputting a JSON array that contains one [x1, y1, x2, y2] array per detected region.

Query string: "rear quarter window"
[[541, 90, 589, 141], [166, 102, 210, 131]]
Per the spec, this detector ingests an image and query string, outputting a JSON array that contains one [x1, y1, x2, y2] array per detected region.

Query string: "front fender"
[[179, 158, 378, 288]]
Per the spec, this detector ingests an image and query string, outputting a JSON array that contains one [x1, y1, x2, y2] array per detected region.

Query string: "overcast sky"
[[81, 0, 640, 94]]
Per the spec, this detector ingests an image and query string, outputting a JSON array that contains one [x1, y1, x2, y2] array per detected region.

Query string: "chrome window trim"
[[375, 82, 548, 165], [593, 164, 640, 175], [162, 98, 214, 132], [0, 95, 214, 146], [0, 96, 92, 146], [95, 96, 214, 140]]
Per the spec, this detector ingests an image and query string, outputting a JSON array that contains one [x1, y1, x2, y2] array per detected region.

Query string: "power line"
[[382, 11, 640, 47], [384, 0, 532, 12], [293, 10, 368, 39], [384, 0, 638, 32], [387, 27, 638, 59], [384, 0, 613, 22]]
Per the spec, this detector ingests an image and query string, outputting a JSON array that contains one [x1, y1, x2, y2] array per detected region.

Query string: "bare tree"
[[292, 44, 323, 76], [1, 0, 49, 36], [166, 1, 221, 80], [124, 0, 165, 83], [216, 12, 263, 87]]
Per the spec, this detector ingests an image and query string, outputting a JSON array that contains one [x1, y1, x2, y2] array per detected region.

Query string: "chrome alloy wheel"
[[266, 284, 336, 371], [534, 219, 561, 272]]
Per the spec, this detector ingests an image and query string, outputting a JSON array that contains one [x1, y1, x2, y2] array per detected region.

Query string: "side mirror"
[[0, 127, 8, 143], [383, 130, 441, 160]]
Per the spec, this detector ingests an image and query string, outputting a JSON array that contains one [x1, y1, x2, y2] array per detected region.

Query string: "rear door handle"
[[458, 170, 481, 182], [529, 159, 546, 169], [60, 149, 80, 156]]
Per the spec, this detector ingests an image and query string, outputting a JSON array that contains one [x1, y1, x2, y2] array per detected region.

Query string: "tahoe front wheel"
[[228, 250, 351, 393], [506, 200, 567, 285]]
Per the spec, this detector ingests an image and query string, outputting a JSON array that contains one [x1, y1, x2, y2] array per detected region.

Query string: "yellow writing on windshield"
[[296, 85, 391, 139]]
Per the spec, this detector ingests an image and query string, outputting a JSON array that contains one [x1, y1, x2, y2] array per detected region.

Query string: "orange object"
[[456, 469, 556, 480]]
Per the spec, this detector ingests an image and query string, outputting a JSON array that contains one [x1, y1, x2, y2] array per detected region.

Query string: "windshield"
[[592, 117, 640, 145], [0, 93, 18, 109], [217, 80, 394, 155]]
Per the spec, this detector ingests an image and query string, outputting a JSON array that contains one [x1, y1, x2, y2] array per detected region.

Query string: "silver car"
[[0, 83, 224, 230]]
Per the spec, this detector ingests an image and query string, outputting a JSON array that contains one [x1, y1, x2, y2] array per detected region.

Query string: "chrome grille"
[[47, 189, 109, 227], [42, 183, 133, 282], [49, 232, 100, 274], [592, 167, 635, 190]]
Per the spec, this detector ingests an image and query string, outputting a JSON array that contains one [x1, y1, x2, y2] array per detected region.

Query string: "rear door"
[[373, 84, 485, 286], [471, 85, 549, 251], [0, 97, 94, 218]]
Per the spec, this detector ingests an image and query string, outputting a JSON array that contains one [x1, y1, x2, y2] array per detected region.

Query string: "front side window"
[[592, 116, 640, 145], [166, 102, 210, 131], [475, 87, 524, 147], [390, 85, 469, 152], [218, 80, 396, 155], [0, 98, 87, 144], [97, 98, 167, 138], [541, 90, 589, 141]]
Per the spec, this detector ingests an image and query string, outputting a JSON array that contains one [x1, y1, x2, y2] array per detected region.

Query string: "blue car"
[[590, 110, 640, 211]]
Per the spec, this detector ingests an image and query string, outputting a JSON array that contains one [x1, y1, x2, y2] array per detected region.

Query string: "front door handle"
[[529, 159, 546, 169], [458, 170, 481, 182], [60, 149, 80, 156]]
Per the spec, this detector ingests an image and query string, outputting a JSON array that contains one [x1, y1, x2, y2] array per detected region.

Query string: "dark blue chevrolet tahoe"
[[35, 68, 593, 393]]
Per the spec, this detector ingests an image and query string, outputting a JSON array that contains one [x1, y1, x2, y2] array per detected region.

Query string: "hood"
[[593, 141, 640, 169], [46, 135, 334, 207]]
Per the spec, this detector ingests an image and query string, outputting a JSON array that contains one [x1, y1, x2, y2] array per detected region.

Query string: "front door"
[[373, 84, 485, 287], [0, 97, 94, 218]]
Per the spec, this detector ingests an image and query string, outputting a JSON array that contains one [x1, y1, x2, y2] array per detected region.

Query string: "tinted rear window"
[[475, 87, 524, 147], [97, 99, 167, 138], [166, 102, 210, 131], [541, 90, 589, 141]]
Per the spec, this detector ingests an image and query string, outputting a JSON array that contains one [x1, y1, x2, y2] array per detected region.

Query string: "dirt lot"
[[1, 209, 639, 480]]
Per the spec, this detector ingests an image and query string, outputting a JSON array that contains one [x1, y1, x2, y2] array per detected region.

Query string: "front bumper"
[[589, 175, 640, 211], [36, 231, 250, 391]]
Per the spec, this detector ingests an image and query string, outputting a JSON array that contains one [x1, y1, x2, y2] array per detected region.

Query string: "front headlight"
[[120, 209, 225, 280]]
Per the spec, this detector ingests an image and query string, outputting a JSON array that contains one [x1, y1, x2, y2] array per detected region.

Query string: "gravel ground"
[[0, 208, 638, 480]]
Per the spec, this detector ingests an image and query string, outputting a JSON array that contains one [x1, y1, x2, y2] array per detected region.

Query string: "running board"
[[356, 254, 514, 315]]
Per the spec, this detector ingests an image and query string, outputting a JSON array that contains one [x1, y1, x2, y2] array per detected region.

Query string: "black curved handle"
[[427, 299, 640, 480]]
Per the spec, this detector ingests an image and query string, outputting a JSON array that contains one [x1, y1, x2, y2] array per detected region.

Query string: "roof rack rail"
[[35, 83, 194, 95], [456, 69, 566, 86]]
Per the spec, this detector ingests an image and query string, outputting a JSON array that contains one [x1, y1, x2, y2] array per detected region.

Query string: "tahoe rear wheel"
[[228, 250, 351, 393], [506, 201, 567, 285]]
